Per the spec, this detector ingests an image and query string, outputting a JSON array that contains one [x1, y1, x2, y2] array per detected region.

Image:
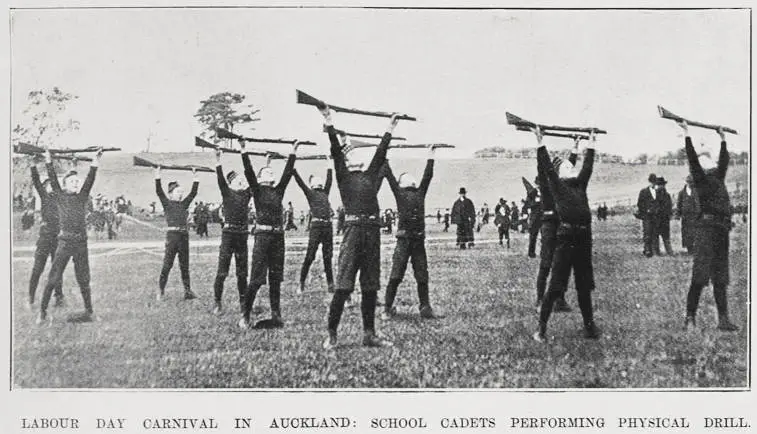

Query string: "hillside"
[[14, 152, 748, 213]]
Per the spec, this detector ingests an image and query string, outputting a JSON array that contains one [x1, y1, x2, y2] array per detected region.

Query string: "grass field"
[[11, 214, 749, 389]]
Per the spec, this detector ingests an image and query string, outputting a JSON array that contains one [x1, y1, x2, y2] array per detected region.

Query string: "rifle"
[[657, 106, 738, 135], [133, 155, 215, 173], [297, 89, 417, 122], [14, 144, 93, 162], [194, 136, 241, 154], [506, 112, 607, 135], [346, 138, 455, 151], [322, 125, 407, 141], [215, 127, 317, 146], [515, 125, 590, 141]]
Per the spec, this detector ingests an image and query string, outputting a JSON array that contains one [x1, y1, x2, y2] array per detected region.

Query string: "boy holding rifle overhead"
[[238, 139, 299, 330], [212, 148, 252, 316], [677, 121, 737, 332], [532, 127, 600, 342], [155, 165, 199, 301], [292, 163, 335, 294], [28, 160, 65, 309], [37, 148, 103, 325], [534, 138, 580, 312], [380, 145, 437, 320], [319, 105, 400, 349]]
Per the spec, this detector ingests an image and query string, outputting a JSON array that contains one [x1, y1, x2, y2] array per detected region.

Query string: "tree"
[[194, 92, 261, 148], [12, 87, 81, 195]]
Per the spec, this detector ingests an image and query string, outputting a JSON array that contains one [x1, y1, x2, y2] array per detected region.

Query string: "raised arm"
[[568, 137, 580, 166], [324, 168, 333, 194], [155, 177, 168, 206], [716, 128, 729, 180], [576, 133, 596, 186], [276, 153, 296, 194], [80, 148, 102, 196], [292, 169, 310, 196], [366, 115, 399, 175], [242, 152, 259, 192], [381, 162, 401, 197], [684, 136, 705, 183], [31, 165, 44, 198], [44, 151, 62, 193], [182, 173, 199, 208], [215, 149, 229, 197], [419, 156, 435, 195]]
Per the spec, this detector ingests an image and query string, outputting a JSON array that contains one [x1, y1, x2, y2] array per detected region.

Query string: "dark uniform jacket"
[[216, 166, 252, 233], [31, 166, 59, 236], [48, 163, 97, 239], [536, 146, 595, 225], [242, 153, 295, 228], [293, 169, 333, 222], [685, 137, 731, 220], [156, 179, 199, 228], [381, 159, 434, 237]]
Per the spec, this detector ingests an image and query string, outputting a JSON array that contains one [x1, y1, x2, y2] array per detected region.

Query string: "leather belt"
[[543, 210, 555, 216], [310, 217, 331, 223], [254, 224, 284, 233], [559, 222, 590, 230], [345, 214, 379, 223], [396, 229, 425, 238], [224, 224, 249, 232], [166, 226, 188, 232]]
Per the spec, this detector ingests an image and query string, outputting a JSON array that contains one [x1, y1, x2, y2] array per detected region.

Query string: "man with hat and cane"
[[319, 105, 400, 349], [451, 187, 476, 249], [292, 164, 335, 294], [677, 121, 737, 332], [379, 145, 438, 320], [155, 165, 199, 301], [654, 176, 674, 255], [238, 139, 299, 330], [637, 173, 661, 257], [28, 160, 65, 310], [532, 127, 600, 342], [211, 148, 252, 315], [37, 148, 103, 324], [677, 174, 699, 254]]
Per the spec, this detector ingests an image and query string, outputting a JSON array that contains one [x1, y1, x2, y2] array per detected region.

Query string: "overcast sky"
[[10, 8, 750, 158]]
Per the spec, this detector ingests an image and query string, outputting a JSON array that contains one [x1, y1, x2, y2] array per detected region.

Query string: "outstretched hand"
[[215, 148, 223, 163], [292, 140, 301, 155], [44, 149, 52, 164], [319, 105, 332, 124], [677, 120, 689, 135], [386, 113, 400, 135], [154, 165, 161, 179], [716, 126, 726, 142], [532, 126, 543, 145]]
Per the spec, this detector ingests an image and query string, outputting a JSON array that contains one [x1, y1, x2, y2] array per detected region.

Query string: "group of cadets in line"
[[25, 111, 738, 346]]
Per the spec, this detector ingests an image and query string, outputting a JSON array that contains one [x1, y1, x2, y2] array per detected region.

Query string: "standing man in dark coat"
[[494, 202, 511, 248], [655, 177, 674, 255], [292, 165, 335, 294], [239, 141, 298, 329], [451, 188, 476, 249], [28, 162, 65, 309], [212, 148, 252, 316], [533, 128, 600, 342], [442, 209, 450, 232], [380, 146, 437, 320], [37, 148, 103, 325], [155, 166, 199, 301], [637, 173, 660, 257], [534, 141, 579, 312], [320, 106, 399, 349], [678, 122, 737, 332], [524, 178, 543, 258], [677, 175, 699, 253]]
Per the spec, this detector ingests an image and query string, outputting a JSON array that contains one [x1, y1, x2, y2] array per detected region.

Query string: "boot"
[[684, 315, 696, 332], [583, 321, 601, 339], [533, 321, 547, 343], [554, 297, 572, 313], [323, 330, 338, 350], [717, 316, 738, 332], [184, 290, 197, 300], [362, 331, 393, 347]]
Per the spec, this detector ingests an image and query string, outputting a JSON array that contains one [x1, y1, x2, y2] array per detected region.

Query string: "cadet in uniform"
[[238, 141, 298, 329], [37, 148, 103, 324], [380, 146, 437, 320], [292, 165, 335, 293], [678, 122, 737, 332], [28, 162, 65, 309], [533, 128, 600, 342], [155, 166, 199, 301], [534, 140, 579, 312], [319, 105, 399, 349], [212, 148, 251, 315]]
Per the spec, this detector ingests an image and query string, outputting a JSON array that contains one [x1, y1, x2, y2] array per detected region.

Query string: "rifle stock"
[[297, 89, 417, 121], [515, 125, 590, 140], [194, 137, 241, 154], [215, 127, 317, 146], [133, 156, 215, 173], [506, 112, 607, 134], [15, 143, 120, 155], [657, 105, 738, 135], [345, 139, 454, 150]]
